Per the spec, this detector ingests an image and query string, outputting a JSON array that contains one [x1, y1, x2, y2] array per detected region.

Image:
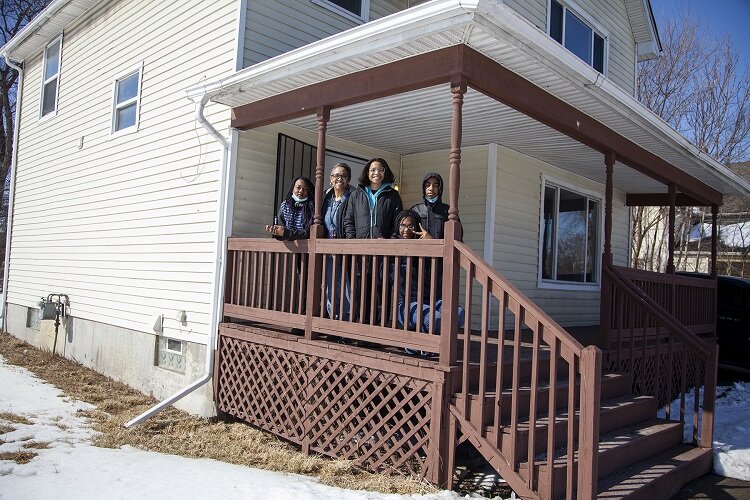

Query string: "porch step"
[[486, 394, 657, 463], [452, 354, 574, 394], [454, 373, 631, 429], [596, 444, 712, 499], [518, 419, 684, 499]]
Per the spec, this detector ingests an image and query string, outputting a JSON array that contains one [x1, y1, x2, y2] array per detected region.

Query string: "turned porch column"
[[603, 152, 615, 266], [433, 81, 466, 489], [304, 107, 330, 343], [601, 152, 615, 349], [667, 184, 676, 274], [710, 205, 718, 278]]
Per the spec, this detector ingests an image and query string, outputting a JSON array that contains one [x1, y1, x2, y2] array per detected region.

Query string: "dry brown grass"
[[0, 412, 32, 425], [22, 441, 51, 450], [0, 451, 37, 464], [0, 424, 15, 434], [0, 333, 433, 495]]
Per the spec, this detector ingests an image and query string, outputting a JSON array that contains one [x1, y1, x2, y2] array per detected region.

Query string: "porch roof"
[[187, 0, 750, 205]]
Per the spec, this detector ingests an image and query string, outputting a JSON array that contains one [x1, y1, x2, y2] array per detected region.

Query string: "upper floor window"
[[539, 179, 601, 287], [312, 0, 369, 23], [548, 0, 606, 74], [40, 35, 62, 119], [111, 64, 143, 135]]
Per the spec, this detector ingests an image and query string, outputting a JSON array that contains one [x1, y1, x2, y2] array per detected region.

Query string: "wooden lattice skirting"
[[216, 324, 444, 479]]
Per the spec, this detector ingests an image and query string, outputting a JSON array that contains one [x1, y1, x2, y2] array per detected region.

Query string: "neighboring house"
[[3, 1, 750, 498], [634, 163, 750, 276]]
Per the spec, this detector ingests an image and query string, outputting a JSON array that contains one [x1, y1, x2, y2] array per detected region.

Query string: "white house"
[[3, 1, 750, 496]]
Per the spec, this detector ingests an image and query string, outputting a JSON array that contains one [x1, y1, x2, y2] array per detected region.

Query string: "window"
[[156, 337, 185, 373], [312, 0, 369, 23], [40, 36, 62, 118], [549, 0, 606, 73], [111, 64, 142, 134], [274, 134, 367, 220], [540, 180, 601, 286]]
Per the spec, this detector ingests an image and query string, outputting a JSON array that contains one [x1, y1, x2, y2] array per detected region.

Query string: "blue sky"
[[652, 0, 750, 69]]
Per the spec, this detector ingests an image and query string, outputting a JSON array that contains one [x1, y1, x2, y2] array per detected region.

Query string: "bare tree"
[[633, 13, 750, 274]]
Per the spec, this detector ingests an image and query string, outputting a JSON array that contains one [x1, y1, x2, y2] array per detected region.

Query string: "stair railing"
[[451, 241, 601, 500], [603, 264, 717, 448]]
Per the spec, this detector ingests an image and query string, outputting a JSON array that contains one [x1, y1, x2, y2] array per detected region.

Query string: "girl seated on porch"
[[265, 176, 314, 240], [394, 210, 465, 336]]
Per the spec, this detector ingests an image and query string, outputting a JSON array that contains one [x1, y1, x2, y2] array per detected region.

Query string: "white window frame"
[[311, 0, 369, 24], [39, 34, 63, 121], [164, 337, 184, 355], [547, 0, 609, 75], [110, 61, 144, 137], [537, 175, 603, 291]]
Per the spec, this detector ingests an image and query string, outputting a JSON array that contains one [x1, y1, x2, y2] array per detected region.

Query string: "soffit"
[[1, 0, 103, 61], [285, 84, 666, 195]]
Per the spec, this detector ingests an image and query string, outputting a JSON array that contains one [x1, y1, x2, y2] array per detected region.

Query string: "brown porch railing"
[[611, 267, 716, 336], [451, 241, 601, 499], [602, 264, 717, 448], [224, 237, 445, 353]]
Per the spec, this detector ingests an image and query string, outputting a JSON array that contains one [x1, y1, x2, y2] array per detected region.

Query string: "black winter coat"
[[410, 200, 449, 239], [343, 185, 402, 238]]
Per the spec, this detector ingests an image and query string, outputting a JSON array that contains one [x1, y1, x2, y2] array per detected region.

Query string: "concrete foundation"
[[4, 302, 215, 417]]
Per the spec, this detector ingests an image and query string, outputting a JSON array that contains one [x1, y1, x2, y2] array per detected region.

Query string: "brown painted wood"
[[577, 346, 601, 500], [625, 193, 706, 207], [701, 342, 718, 448], [667, 184, 676, 274], [603, 152, 615, 266], [231, 46, 464, 129], [711, 205, 719, 278]]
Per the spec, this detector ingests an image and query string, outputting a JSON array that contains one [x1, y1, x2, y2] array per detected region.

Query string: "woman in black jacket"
[[343, 158, 402, 239], [343, 158, 402, 324]]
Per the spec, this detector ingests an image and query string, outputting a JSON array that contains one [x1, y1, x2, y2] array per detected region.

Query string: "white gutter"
[[1, 54, 24, 332], [125, 94, 231, 427]]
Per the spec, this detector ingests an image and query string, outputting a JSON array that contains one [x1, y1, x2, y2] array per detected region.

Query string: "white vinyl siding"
[[502, 0, 636, 95], [492, 146, 628, 326], [243, 0, 408, 66], [10, 0, 237, 342]]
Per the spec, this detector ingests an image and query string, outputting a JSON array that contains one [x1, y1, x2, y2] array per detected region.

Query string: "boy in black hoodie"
[[410, 172, 449, 240]]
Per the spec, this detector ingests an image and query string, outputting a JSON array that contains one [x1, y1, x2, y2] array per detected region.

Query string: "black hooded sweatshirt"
[[410, 172, 449, 239]]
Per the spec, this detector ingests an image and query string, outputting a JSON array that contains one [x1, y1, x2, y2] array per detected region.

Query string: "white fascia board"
[[473, 5, 750, 197], [185, 0, 480, 101]]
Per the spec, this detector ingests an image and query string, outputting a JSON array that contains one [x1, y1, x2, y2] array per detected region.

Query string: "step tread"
[[454, 372, 629, 401], [505, 394, 655, 432], [596, 444, 712, 499], [523, 418, 683, 469]]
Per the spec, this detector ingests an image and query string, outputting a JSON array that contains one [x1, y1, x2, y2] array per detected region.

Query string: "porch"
[[214, 234, 718, 499], [191, 2, 739, 497]]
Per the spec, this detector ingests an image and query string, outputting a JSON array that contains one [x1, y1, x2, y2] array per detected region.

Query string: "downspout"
[[125, 93, 230, 427], [1, 54, 23, 332]]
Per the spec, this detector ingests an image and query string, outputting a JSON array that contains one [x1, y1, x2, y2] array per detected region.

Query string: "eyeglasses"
[[330, 173, 349, 180], [399, 223, 415, 230], [369, 168, 385, 174]]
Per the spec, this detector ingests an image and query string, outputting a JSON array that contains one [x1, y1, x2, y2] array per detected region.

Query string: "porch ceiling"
[[188, 0, 750, 203], [283, 84, 665, 194]]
